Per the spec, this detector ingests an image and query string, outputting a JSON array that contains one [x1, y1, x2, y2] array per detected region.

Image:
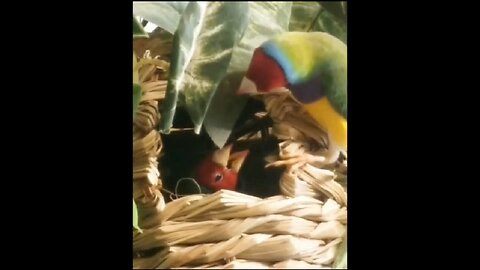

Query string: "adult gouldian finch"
[[237, 32, 347, 164]]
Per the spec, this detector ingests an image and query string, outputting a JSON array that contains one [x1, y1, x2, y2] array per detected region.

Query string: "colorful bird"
[[237, 32, 347, 164]]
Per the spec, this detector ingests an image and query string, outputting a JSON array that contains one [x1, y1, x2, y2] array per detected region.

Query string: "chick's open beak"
[[229, 150, 249, 173], [212, 144, 233, 167], [211, 144, 249, 173]]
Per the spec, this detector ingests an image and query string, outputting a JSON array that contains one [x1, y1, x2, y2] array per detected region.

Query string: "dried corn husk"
[[133, 51, 168, 228], [262, 93, 347, 206], [133, 190, 346, 268]]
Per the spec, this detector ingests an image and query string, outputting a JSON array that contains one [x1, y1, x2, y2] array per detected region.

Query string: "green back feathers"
[[263, 32, 347, 118]]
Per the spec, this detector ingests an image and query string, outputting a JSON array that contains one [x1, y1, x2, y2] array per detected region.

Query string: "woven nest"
[[133, 51, 348, 269]]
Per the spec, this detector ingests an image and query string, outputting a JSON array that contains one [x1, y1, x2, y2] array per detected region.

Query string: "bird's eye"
[[214, 174, 223, 182]]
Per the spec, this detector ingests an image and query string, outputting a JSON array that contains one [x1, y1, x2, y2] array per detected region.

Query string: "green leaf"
[[333, 228, 347, 268], [314, 4, 347, 43], [334, 250, 347, 269], [133, 2, 189, 34], [203, 2, 293, 148], [133, 83, 142, 119], [133, 16, 148, 38], [289, 2, 347, 43], [289, 2, 322, 32], [159, 2, 249, 134], [133, 199, 142, 233], [319, 1, 347, 22]]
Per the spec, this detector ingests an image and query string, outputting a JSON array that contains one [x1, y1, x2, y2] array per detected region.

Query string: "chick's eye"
[[214, 173, 223, 182]]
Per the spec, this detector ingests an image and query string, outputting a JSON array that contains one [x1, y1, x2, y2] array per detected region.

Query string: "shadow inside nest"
[[158, 98, 286, 202]]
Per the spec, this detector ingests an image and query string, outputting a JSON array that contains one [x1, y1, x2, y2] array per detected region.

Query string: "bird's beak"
[[229, 150, 249, 173], [211, 144, 249, 173], [236, 77, 258, 96], [211, 144, 233, 167]]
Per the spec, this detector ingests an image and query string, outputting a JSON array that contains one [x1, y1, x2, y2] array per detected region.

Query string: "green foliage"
[[133, 2, 188, 34], [133, 16, 148, 38], [333, 227, 347, 268], [159, 2, 249, 136], [133, 83, 141, 119], [133, 1, 347, 147], [133, 199, 142, 233], [132, 18, 144, 119], [203, 2, 292, 147], [290, 2, 347, 43]]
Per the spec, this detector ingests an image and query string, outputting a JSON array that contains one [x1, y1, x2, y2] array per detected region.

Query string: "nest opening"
[[133, 50, 347, 269]]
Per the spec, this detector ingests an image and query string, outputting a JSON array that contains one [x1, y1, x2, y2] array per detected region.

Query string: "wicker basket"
[[133, 51, 347, 269]]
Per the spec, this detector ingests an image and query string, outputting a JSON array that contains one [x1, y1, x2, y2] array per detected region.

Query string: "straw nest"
[[133, 51, 168, 223], [133, 51, 348, 269]]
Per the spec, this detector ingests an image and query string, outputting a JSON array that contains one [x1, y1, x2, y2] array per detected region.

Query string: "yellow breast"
[[303, 97, 347, 151]]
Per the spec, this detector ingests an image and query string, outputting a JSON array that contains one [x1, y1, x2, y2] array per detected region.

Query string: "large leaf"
[[133, 16, 148, 38], [289, 2, 347, 43], [133, 83, 142, 119], [203, 2, 293, 147], [133, 2, 189, 34], [133, 52, 141, 119], [333, 227, 347, 268], [133, 199, 142, 233], [159, 2, 249, 134], [319, 1, 347, 22]]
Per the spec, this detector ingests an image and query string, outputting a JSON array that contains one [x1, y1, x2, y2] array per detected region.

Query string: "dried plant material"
[[153, 190, 344, 223], [237, 235, 324, 261], [141, 81, 168, 100], [272, 259, 327, 268], [133, 51, 168, 230], [136, 189, 166, 229], [309, 221, 346, 239], [174, 259, 325, 269], [158, 235, 247, 268], [138, 64, 157, 83], [222, 259, 271, 269], [135, 214, 345, 250], [135, 233, 342, 269], [172, 262, 226, 269], [279, 170, 318, 198], [175, 259, 271, 269], [133, 190, 347, 268], [133, 247, 170, 269], [140, 212, 163, 229], [299, 164, 347, 206], [134, 28, 173, 62], [263, 93, 328, 147], [159, 194, 205, 223], [171, 191, 262, 222], [138, 58, 170, 72], [134, 101, 160, 133], [303, 237, 342, 266], [260, 92, 348, 206]]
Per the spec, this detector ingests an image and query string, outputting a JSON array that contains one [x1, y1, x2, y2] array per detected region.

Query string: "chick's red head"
[[195, 144, 249, 192]]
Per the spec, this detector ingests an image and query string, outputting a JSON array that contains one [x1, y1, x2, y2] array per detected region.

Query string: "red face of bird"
[[236, 48, 289, 96], [195, 144, 250, 192]]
